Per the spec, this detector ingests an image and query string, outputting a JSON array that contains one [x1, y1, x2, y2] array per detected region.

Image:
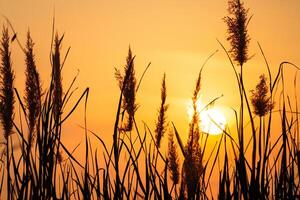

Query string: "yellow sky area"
[[0, 1, 300, 194]]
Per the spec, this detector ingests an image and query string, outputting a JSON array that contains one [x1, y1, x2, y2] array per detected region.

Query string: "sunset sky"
[[1, 0, 300, 170]]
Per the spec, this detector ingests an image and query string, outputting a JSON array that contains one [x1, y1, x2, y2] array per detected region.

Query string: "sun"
[[187, 99, 227, 135], [199, 108, 226, 135]]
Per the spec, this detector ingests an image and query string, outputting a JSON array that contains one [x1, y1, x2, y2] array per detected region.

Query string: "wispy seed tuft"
[[168, 130, 180, 185], [182, 72, 203, 198], [155, 73, 168, 148], [115, 47, 137, 131], [250, 74, 274, 117], [0, 26, 14, 139], [224, 0, 250, 67], [52, 33, 63, 122], [24, 31, 42, 146]]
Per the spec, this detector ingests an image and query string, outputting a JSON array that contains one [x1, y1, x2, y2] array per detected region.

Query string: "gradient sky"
[[0, 1, 300, 193]]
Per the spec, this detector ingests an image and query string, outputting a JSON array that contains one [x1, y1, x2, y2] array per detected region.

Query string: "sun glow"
[[187, 99, 227, 135]]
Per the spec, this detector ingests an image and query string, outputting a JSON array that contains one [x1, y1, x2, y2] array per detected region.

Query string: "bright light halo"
[[187, 100, 227, 135], [200, 108, 226, 135]]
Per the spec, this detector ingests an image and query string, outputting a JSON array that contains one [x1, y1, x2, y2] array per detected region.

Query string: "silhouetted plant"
[[52, 33, 63, 122], [181, 72, 204, 199], [155, 73, 168, 148], [250, 74, 274, 117], [224, 0, 250, 67], [0, 26, 14, 200], [115, 47, 137, 131], [1, 1, 300, 199], [222, 1, 253, 199], [24, 31, 42, 148], [0, 26, 14, 140], [168, 130, 180, 186]]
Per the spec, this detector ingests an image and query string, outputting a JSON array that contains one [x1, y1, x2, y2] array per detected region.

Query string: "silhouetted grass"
[[0, 25, 14, 200], [0, 0, 300, 199]]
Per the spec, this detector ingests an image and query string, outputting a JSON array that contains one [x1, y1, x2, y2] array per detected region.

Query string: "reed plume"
[[115, 47, 137, 131], [250, 74, 274, 117], [168, 130, 180, 185], [224, 0, 250, 67], [223, 2, 251, 198], [0, 26, 14, 139], [52, 33, 63, 122], [24, 31, 42, 147], [0, 26, 14, 200], [182, 72, 203, 199], [186, 72, 202, 160], [155, 73, 168, 148]]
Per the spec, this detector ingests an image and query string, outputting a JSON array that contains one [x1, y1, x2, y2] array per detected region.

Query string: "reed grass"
[[0, 0, 300, 199], [0, 25, 14, 200]]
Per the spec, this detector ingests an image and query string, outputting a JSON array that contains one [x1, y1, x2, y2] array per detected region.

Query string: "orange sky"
[[0, 0, 300, 195]]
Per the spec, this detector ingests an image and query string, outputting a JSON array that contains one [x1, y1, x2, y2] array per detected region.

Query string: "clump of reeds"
[[1, 1, 300, 198], [24, 31, 42, 148], [220, 0, 300, 199]]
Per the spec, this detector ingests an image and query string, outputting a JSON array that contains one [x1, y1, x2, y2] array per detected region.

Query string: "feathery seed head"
[[0, 26, 14, 139], [115, 47, 137, 131], [25, 31, 42, 146], [52, 33, 63, 122], [155, 73, 168, 148], [224, 0, 250, 67], [250, 74, 274, 117], [181, 72, 204, 198], [168, 130, 180, 185]]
